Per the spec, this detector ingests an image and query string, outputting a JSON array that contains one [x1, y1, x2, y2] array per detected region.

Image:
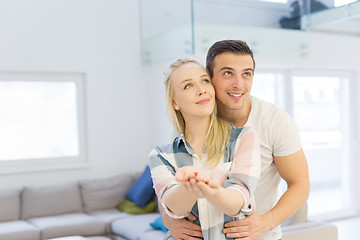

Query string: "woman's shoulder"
[[152, 135, 184, 154]]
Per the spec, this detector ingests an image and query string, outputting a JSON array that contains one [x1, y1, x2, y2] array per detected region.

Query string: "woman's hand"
[[176, 166, 221, 199], [176, 166, 206, 183]]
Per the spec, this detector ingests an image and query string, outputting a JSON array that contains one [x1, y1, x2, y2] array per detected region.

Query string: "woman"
[[148, 58, 260, 240]]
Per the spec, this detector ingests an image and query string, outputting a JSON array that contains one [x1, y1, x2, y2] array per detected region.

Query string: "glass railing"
[[139, 0, 359, 64], [300, 0, 360, 32], [139, 0, 193, 64], [139, 0, 292, 64]]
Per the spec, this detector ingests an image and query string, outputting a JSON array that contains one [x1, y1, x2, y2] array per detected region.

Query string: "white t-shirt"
[[244, 96, 302, 240]]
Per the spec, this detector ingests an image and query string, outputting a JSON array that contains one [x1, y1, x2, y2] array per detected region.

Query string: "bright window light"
[[334, 0, 357, 7], [0, 81, 79, 160], [0, 72, 86, 173], [259, 0, 288, 3], [252, 69, 356, 221], [252, 72, 284, 107], [291, 74, 353, 219]]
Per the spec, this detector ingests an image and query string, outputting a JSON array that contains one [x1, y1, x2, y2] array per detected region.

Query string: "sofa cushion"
[[111, 212, 160, 240], [117, 199, 156, 215], [139, 230, 167, 240], [88, 208, 130, 233], [88, 208, 129, 224], [27, 212, 106, 239], [150, 216, 169, 233], [21, 182, 82, 219], [113, 236, 127, 240], [79, 173, 134, 212], [0, 189, 21, 222], [0, 220, 40, 240], [282, 221, 338, 240], [46, 236, 111, 240], [125, 165, 155, 208]]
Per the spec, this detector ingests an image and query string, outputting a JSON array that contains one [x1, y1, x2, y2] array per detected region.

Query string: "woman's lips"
[[196, 98, 210, 104]]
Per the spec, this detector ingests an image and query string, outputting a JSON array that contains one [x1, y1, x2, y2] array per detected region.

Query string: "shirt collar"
[[175, 134, 186, 148]]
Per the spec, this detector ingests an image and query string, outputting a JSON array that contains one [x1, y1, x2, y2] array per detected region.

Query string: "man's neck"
[[218, 98, 252, 127]]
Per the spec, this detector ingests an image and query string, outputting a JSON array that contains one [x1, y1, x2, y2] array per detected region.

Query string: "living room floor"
[[331, 216, 360, 240]]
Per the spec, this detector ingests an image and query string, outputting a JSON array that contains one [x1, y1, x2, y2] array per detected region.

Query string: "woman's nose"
[[197, 86, 206, 95]]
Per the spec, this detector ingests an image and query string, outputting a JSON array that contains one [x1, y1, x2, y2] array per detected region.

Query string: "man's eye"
[[244, 72, 253, 78], [224, 71, 232, 76]]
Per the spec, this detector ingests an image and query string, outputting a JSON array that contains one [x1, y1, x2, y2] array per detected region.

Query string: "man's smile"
[[228, 92, 244, 98]]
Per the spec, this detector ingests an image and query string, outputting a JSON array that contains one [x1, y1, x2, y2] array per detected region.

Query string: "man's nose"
[[232, 76, 243, 89]]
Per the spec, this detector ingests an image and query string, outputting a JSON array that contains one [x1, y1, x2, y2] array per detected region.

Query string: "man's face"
[[211, 53, 254, 112]]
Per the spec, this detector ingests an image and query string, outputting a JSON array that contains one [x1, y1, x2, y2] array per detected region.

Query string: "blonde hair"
[[164, 58, 232, 168]]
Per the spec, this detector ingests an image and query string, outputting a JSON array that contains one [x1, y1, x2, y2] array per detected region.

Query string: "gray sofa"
[[0, 172, 337, 240], [0, 172, 139, 240]]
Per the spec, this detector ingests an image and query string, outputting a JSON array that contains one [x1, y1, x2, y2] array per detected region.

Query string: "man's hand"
[[223, 210, 268, 240], [163, 213, 203, 240]]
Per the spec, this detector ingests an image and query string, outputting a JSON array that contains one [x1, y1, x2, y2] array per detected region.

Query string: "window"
[[334, 0, 357, 7], [291, 72, 354, 220], [252, 69, 357, 221], [252, 72, 284, 107], [259, 0, 287, 3], [0, 72, 87, 174]]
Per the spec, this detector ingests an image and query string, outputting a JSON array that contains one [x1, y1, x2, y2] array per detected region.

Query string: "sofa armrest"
[[282, 221, 338, 240]]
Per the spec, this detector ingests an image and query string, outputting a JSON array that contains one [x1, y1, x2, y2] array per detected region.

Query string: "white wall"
[[0, 0, 359, 194], [0, 0, 149, 189]]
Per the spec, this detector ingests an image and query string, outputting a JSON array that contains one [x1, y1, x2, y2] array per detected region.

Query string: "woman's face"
[[171, 62, 215, 120]]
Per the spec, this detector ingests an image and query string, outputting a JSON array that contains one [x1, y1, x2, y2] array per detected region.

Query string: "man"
[[161, 40, 310, 240]]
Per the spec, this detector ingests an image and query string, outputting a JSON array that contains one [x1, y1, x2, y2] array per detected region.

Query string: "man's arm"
[[266, 149, 310, 229], [159, 204, 203, 240], [223, 149, 310, 239]]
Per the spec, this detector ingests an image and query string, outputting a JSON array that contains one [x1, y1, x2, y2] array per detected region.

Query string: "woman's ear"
[[172, 100, 179, 110]]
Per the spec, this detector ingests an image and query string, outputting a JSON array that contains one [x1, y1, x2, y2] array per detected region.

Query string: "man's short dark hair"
[[206, 40, 255, 77]]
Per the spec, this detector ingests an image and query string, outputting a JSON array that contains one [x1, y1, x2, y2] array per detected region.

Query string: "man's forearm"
[[262, 182, 310, 231], [159, 203, 172, 229]]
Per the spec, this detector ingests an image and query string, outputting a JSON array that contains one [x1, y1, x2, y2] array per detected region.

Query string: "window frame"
[[289, 69, 357, 221], [0, 71, 89, 175], [254, 67, 358, 221]]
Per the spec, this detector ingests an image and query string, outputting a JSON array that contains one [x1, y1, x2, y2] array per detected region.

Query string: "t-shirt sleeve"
[[271, 109, 302, 157]]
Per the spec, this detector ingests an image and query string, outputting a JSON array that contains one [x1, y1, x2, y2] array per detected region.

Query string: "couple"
[[149, 40, 310, 240]]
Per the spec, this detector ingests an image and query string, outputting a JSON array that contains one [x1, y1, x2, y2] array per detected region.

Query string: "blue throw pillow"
[[125, 165, 155, 208], [150, 216, 168, 233]]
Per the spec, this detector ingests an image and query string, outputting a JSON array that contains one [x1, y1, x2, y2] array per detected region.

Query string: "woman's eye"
[[184, 84, 191, 89], [203, 79, 210, 83]]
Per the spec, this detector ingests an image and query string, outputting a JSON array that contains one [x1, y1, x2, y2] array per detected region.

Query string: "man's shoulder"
[[251, 96, 281, 111], [251, 96, 288, 118]]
